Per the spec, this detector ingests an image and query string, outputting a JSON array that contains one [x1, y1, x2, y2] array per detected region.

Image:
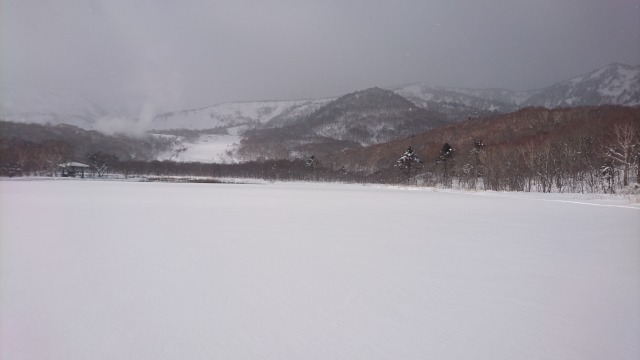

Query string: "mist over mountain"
[[0, 87, 109, 128], [0, 121, 167, 163]]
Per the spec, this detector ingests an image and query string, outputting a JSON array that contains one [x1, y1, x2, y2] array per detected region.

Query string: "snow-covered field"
[[1, 180, 638, 360]]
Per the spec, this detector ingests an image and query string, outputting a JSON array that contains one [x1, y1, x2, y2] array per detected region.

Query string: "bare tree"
[[435, 143, 454, 186], [87, 152, 119, 177], [518, 141, 538, 192], [41, 140, 73, 176], [305, 155, 320, 181], [607, 121, 639, 187], [458, 140, 484, 190]]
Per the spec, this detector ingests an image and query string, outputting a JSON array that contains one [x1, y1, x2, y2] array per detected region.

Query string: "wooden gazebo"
[[59, 162, 90, 178]]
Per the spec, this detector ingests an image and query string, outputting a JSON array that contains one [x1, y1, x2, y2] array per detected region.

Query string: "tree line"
[[2, 107, 638, 194], [0, 139, 369, 183], [391, 120, 639, 193]]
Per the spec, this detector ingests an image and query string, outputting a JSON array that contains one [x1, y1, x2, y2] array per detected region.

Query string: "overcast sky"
[[1, 0, 639, 115]]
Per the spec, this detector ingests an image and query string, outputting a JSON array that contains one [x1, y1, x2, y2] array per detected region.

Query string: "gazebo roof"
[[59, 162, 90, 168]]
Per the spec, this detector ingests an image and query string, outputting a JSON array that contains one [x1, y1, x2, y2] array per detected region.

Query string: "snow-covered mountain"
[[237, 87, 448, 160], [2, 63, 637, 132], [2, 63, 637, 163], [301, 87, 446, 146], [147, 99, 333, 162], [0, 86, 332, 134], [394, 63, 639, 119], [392, 85, 520, 121], [522, 63, 640, 107], [151, 99, 332, 132]]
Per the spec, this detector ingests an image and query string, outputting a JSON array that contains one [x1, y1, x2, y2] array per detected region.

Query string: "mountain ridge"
[[237, 87, 447, 160], [392, 63, 639, 119], [1, 63, 637, 140]]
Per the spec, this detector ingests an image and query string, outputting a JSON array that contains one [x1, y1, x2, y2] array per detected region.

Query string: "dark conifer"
[[395, 146, 421, 180]]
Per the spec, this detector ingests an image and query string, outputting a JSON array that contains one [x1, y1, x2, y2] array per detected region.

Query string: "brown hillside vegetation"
[[328, 106, 640, 192], [2, 106, 638, 193], [0, 121, 171, 176]]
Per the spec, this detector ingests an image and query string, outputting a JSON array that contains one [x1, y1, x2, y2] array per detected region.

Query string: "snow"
[[59, 161, 90, 168], [156, 134, 241, 163], [151, 99, 331, 131], [597, 65, 638, 100], [394, 85, 435, 101], [1, 180, 638, 360]]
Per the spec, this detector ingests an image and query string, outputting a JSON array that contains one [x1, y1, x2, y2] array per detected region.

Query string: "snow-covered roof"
[[59, 162, 90, 168]]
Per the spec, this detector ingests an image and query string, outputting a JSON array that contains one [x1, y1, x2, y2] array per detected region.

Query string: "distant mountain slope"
[[238, 87, 447, 160], [0, 121, 169, 162], [302, 87, 446, 145], [394, 64, 639, 120], [2, 63, 637, 132], [392, 85, 519, 121], [522, 63, 640, 107], [151, 99, 332, 132]]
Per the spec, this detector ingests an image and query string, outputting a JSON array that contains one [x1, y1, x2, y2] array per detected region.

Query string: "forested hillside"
[[2, 106, 639, 194], [0, 121, 170, 176], [327, 106, 639, 193]]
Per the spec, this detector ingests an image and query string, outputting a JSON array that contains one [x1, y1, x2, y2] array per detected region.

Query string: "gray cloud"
[[2, 0, 639, 116]]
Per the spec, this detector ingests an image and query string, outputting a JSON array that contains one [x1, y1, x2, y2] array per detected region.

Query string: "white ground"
[[1, 180, 638, 360], [155, 134, 241, 163]]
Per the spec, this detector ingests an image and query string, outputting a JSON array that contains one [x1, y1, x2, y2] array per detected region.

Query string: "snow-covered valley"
[[154, 133, 241, 163], [0, 180, 638, 360]]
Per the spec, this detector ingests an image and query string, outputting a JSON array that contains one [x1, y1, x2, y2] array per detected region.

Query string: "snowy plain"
[[1, 179, 638, 360]]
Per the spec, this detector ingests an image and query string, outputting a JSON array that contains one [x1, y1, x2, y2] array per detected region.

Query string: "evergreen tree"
[[305, 155, 320, 181], [395, 146, 421, 180], [436, 143, 454, 163], [305, 155, 319, 170]]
